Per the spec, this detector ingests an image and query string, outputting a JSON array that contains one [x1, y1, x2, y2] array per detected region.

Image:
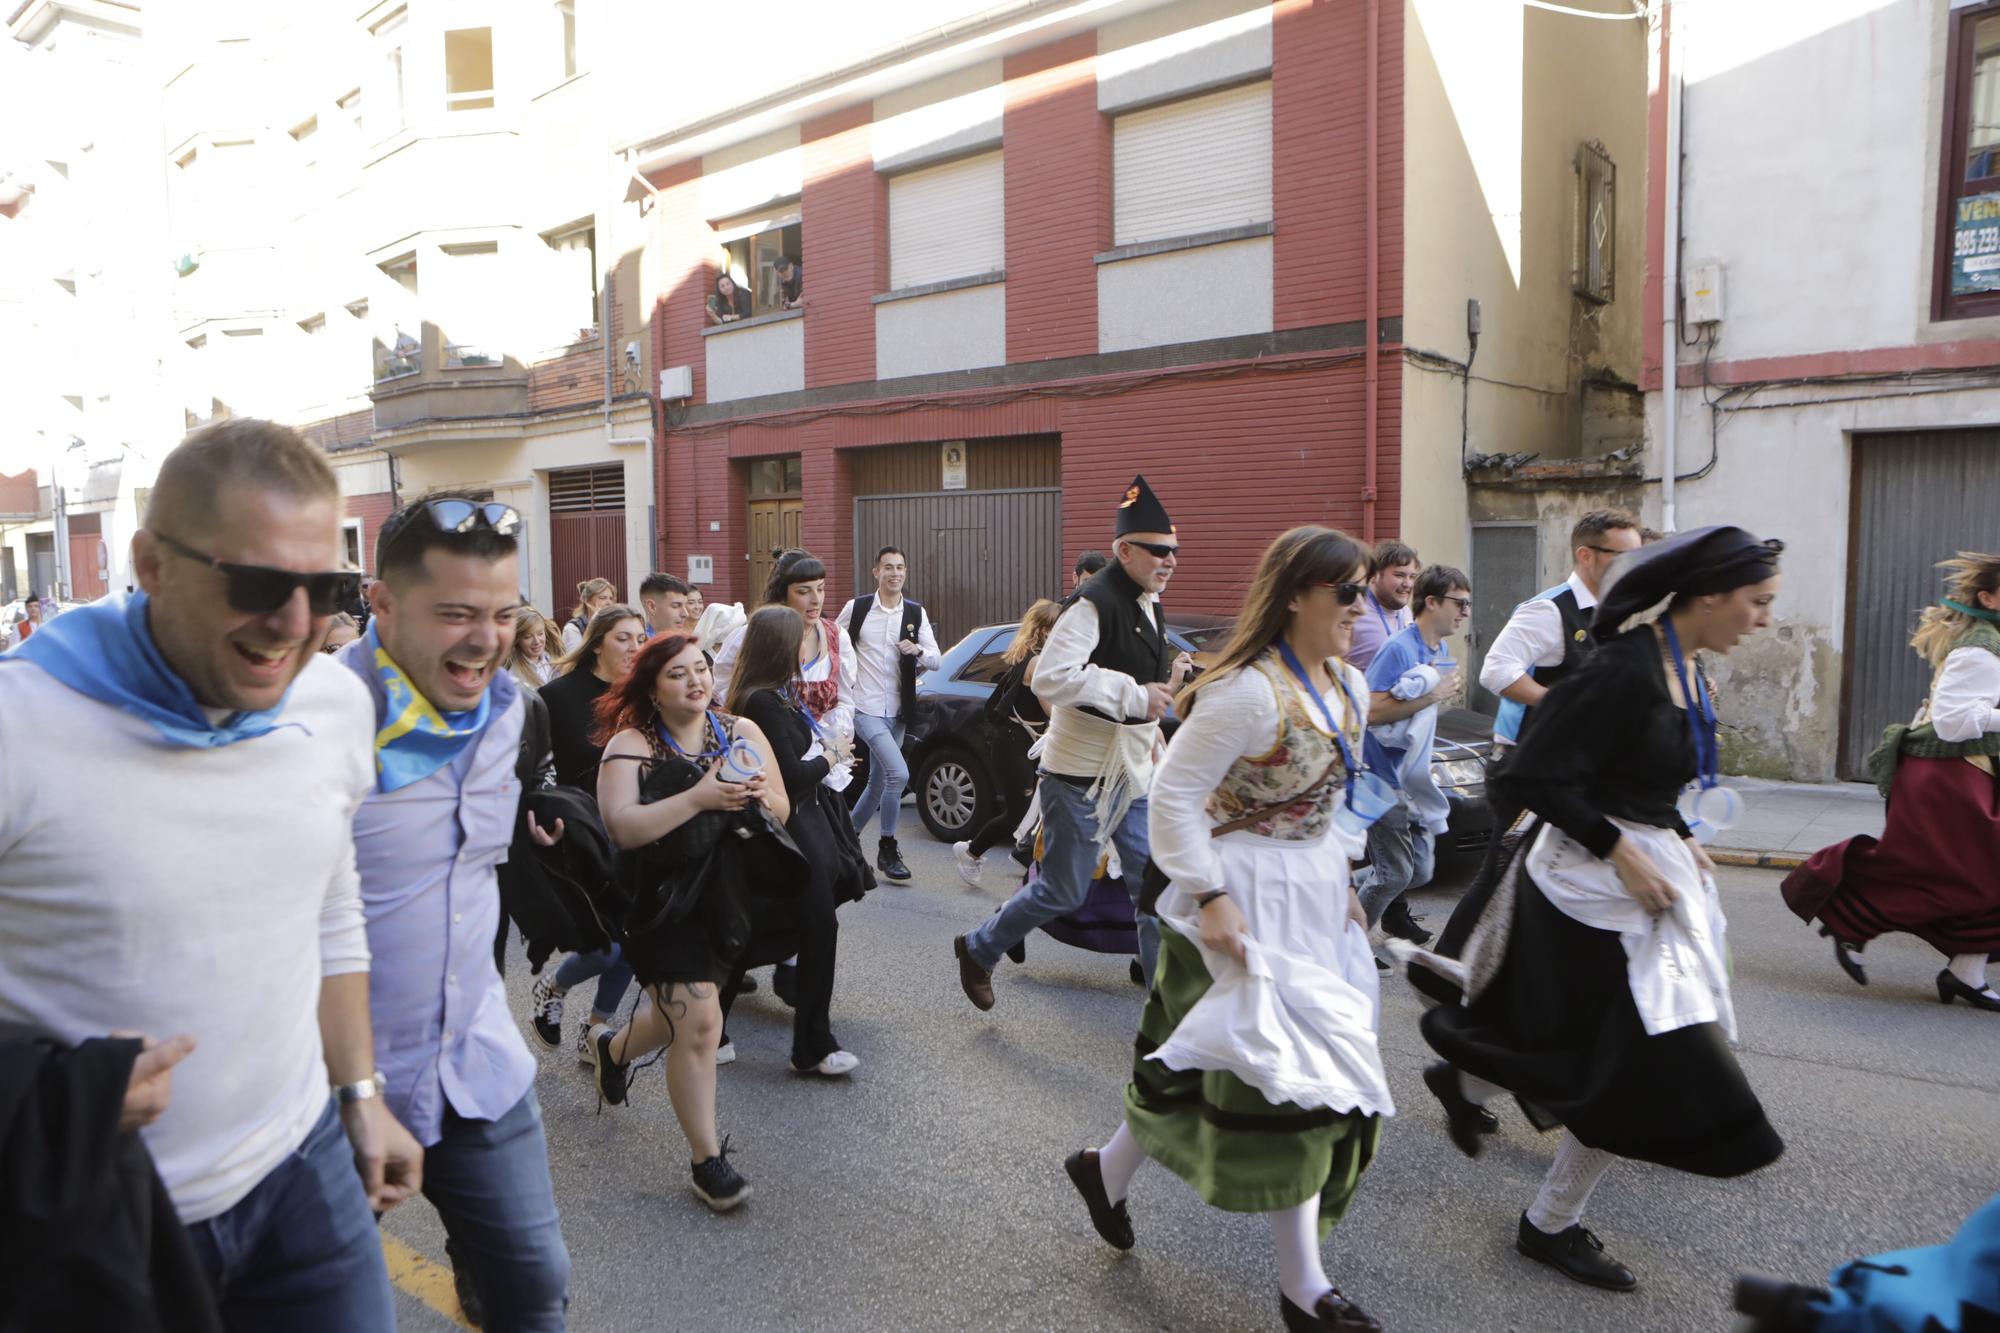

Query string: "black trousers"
[[967, 730, 1038, 858], [720, 808, 843, 1069]]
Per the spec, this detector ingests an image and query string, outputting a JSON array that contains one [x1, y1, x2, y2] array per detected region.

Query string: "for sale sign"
[[1952, 192, 2000, 293]]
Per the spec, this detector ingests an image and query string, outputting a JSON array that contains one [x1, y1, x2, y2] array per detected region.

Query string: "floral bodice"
[[1203, 654, 1360, 841]]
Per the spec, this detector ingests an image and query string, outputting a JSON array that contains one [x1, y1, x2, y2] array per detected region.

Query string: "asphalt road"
[[388, 836, 2000, 1332]]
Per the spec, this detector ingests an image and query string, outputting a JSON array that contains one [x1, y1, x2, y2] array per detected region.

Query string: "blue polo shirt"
[[1361, 624, 1449, 784]]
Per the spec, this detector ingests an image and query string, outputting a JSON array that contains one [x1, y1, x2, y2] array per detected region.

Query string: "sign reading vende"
[[1952, 192, 2000, 293]]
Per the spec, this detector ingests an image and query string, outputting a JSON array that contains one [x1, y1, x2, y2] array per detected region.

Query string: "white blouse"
[[1147, 657, 1370, 897], [710, 617, 858, 752], [1930, 646, 2000, 743]]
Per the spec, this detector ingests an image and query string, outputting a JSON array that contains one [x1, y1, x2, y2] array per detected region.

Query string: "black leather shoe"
[[1422, 1062, 1496, 1158], [1129, 959, 1146, 986], [1062, 1150, 1134, 1251], [877, 838, 912, 883], [444, 1238, 484, 1328], [1279, 1288, 1381, 1331], [1820, 926, 1867, 986], [1380, 899, 1433, 945], [1516, 1213, 1638, 1291], [1936, 969, 2000, 1011]]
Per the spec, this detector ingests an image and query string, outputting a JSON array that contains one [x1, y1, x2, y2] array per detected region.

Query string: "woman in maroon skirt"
[[1782, 552, 2000, 1011]]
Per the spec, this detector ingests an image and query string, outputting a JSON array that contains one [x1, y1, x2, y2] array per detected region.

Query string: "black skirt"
[[1421, 869, 1783, 1179]]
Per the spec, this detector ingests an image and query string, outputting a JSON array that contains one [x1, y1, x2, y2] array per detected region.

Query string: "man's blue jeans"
[[423, 1090, 570, 1332], [554, 945, 633, 1019], [963, 775, 1160, 984], [851, 713, 908, 839], [186, 1098, 396, 1332]]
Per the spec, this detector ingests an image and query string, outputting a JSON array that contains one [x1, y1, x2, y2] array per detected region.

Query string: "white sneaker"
[[952, 840, 983, 887], [805, 1049, 859, 1077], [715, 1041, 737, 1066]]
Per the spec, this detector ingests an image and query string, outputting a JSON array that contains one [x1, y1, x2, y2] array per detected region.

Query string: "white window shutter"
[[888, 150, 1005, 290], [1113, 81, 1272, 247]]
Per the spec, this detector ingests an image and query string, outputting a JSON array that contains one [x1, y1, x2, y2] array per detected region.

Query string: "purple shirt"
[[1346, 590, 1413, 672], [345, 657, 536, 1145]]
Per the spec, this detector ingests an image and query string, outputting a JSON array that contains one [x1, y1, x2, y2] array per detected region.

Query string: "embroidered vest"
[[798, 620, 842, 722], [1202, 656, 1360, 842]]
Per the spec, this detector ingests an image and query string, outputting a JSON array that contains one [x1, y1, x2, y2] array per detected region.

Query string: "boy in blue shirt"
[[1356, 565, 1471, 953]]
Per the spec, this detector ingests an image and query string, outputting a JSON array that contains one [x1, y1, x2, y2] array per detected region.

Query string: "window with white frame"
[[542, 221, 597, 339], [887, 150, 1003, 291], [713, 213, 801, 319], [375, 252, 419, 379], [445, 27, 495, 112], [440, 242, 503, 366], [371, 8, 407, 133], [1111, 80, 1271, 247], [556, 0, 579, 81]]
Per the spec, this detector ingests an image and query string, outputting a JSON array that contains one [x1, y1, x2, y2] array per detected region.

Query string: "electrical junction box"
[[659, 365, 693, 399], [1684, 261, 1724, 325], [687, 555, 714, 585]]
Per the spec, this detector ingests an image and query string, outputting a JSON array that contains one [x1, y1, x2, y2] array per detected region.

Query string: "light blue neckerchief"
[[2, 591, 300, 748], [364, 621, 492, 792]]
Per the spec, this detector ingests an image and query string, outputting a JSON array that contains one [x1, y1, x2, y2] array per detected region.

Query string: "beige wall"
[[1399, 0, 1649, 576]]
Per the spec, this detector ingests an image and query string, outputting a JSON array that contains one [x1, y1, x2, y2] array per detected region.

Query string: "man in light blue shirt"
[[343, 495, 570, 1330], [1355, 565, 1470, 954]]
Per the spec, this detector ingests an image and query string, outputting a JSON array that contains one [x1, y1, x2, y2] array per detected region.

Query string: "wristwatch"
[[334, 1070, 387, 1105]]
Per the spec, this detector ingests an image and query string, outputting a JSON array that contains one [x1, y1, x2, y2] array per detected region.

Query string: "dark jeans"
[[186, 1099, 395, 1332], [554, 945, 634, 1019], [424, 1091, 570, 1332], [967, 732, 1037, 858]]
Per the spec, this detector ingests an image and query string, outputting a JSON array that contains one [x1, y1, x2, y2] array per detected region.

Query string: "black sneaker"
[[1380, 899, 1433, 945], [772, 962, 799, 1008], [527, 973, 565, 1049], [444, 1237, 484, 1328], [1515, 1213, 1638, 1291], [588, 1024, 629, 1107], [691, 1137, 751, 1212], [876, 838, 912, 883]]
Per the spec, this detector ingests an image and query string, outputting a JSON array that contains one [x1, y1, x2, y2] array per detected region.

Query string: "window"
[[1941, 5, 2000, 318], [955, 629, 1018, 685], [375, 253, 419, 379], [445, 27, 495, 112], [440, 241, 502, 366], [887, 150, 1003, 290], [557, 0, 578, 80], [747, 456, 802, 496], [1575, 141, 1615, 305], [715, 215, 801, 317], [372, 8, 407, 132], [542, 221, 597, 338], [1111, 80, 1271, 246], [341, 520, 364, 572]]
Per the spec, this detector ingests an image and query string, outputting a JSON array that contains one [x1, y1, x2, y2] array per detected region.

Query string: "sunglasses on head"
[[1127, 540, 1179, 559], [155, 532, 360, 617], [383, 498, 523, 554], [1317, 582, 1369, 605]]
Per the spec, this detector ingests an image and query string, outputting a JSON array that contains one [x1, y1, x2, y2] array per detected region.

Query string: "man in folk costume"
[[954, 476, 1191, 1009]]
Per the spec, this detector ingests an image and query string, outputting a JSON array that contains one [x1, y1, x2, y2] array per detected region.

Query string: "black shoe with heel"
[[1422, 1061, 1498, 1158], [1820, 925, 1867, 986], [1936, 968, 2000, 1011]]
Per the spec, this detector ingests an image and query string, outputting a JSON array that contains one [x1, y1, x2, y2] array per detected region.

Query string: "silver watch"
[[334, 1070, 387, 1104]]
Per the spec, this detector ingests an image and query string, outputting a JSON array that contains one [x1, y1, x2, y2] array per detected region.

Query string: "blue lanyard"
[[658, 712, 728, 762], [1367, 590, 1397, 639], [1660, 618, 1718, 790], [782, 687, 823, 738], [1276, 641, 1361, 780]]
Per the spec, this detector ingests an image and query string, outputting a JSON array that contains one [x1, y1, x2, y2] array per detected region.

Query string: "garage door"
[[1842, 429, 2000, 777], [548, 465, 627, 614]]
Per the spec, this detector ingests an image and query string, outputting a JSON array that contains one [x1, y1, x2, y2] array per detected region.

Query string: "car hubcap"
[[927, 761, 975, 830]]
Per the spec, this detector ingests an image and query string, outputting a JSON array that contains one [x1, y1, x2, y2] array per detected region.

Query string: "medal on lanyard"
[[1276, 642, 1397, 833], [1661, 618, 1742, 843]]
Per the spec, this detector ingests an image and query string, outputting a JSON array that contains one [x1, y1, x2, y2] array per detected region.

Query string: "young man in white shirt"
[[836, 546, 941, 882], [1346, 541, 1419, 672], [640, 571, 693, 636], [0, 418, 422, 1329]]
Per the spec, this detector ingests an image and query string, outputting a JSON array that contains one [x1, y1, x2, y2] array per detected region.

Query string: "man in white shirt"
[[0, 418, 422, 1329], [640, 571, 693, 636], [836, 546, 941, 883], [1346, 541, 1419, 672]]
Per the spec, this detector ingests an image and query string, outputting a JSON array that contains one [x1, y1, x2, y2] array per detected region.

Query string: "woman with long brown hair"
[[1783, 551, 2000, 1009], [954, 598, 1062, 886], [1064, 526, 1393, 1333], [584, 632, 787, 1211], [506, 605, 562, 688], [561, 577, 616, 654], [722, 605, 862, 1075]]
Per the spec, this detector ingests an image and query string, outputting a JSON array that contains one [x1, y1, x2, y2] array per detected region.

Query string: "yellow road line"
[[381, 1233, 476, 1330]]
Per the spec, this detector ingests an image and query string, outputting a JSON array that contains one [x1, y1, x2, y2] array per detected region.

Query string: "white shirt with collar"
[[1477, 571, 1598, 697], [835, 594, 942, 719], [1034, 588, 1166, 780], [1930, 645, 2000, 742]]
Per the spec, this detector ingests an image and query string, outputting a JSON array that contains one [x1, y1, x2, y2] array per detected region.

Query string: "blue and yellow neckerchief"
[[368, 622, 491, 792]]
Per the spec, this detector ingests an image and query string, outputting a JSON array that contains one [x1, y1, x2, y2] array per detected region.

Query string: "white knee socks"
[[1948, 952, 1990, 990], [1525, 1131, 1616, 1235], [1095, 1122, 1148, 1204], [1271, 1197, 1332, 1312]]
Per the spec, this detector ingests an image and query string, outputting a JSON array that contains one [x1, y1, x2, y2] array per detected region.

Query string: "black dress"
[[539, 669, 609, 791], [1421, 629, 1783, 1178]]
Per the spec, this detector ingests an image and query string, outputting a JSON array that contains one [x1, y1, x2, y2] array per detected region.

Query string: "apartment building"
[[623, 0, 1651, 660]]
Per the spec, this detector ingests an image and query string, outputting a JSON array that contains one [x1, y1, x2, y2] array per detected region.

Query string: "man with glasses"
[[954, 476, 1191, 1008], [1355, 564, 1471, 955], [0, 418, 420, 1328], [335, 494, 571, 1329], [1348, 540, 1421, 672]]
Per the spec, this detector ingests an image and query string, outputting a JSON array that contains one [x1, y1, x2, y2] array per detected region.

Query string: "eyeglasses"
[[1442, 595, 1473, 611], [1316, 582, 1369, 605], [1127, 540, 1179, 559], [1582, 544, 1627, 556], [155, 532, 360, 617]]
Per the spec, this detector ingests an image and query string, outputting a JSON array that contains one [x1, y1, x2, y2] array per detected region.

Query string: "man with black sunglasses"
[[0, 418, 419, 1328], [954, 475, 1191, 1009], [333, 494, 572, 1328]]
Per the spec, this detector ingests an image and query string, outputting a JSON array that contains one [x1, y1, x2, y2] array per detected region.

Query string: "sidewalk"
[[1708, 777, 1887, 870]]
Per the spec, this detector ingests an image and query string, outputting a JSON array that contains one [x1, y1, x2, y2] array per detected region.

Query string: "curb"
[[1710, 850, 1806, 871]]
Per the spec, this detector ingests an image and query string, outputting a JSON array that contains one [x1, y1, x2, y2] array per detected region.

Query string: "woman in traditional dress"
[[1416, 526, 1786, 1293], [1782, 552, 2000, 1010], [1064, 525, 1394, 1333]]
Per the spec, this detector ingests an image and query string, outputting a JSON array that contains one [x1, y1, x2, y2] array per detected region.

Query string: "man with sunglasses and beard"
[[0, 418, 420, 1329], [954, 476, 1192, 1009], [334, 494, 572, 1329]]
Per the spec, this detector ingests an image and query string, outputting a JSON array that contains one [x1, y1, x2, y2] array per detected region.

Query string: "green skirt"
[[1124, 929, 1381, 1231]]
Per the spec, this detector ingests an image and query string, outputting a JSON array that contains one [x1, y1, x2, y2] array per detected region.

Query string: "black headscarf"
[[1591, 525, 1783, 641]]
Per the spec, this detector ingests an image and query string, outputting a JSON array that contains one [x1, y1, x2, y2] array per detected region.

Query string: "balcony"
[[368, 319, 527, 436], [703, 309, 804, 404]]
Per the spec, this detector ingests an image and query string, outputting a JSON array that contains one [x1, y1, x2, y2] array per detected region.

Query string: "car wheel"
[[916, 750, 990, 842]]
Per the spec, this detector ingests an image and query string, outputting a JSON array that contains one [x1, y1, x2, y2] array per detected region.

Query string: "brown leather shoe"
[[953, 935, 994, 1011]]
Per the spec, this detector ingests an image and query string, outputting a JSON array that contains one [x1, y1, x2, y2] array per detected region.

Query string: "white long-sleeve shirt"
[[1033, 593, 1166, 780], [834, 595, 941, 720], [1477, 572, 1598, 696], [1930, 645, 2000, 742], [0, 654, 376, 1222], [711, 617, 857, 752]]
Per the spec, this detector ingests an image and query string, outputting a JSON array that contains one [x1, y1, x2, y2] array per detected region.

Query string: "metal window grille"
[[1575, 141, 1615, 305]]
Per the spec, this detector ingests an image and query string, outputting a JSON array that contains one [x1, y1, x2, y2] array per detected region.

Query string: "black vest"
[[1069, 562, 1172, 722], [847, 594, 925, 717], [1516, 586, 1594, 740]]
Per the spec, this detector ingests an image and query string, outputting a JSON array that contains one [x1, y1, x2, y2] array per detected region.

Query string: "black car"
[[897, 621, 1499, 874]]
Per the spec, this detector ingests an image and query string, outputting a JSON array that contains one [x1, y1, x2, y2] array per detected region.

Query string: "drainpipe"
[[1362, 0, 1380, 545], [1659, 0, 1681, 533]]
